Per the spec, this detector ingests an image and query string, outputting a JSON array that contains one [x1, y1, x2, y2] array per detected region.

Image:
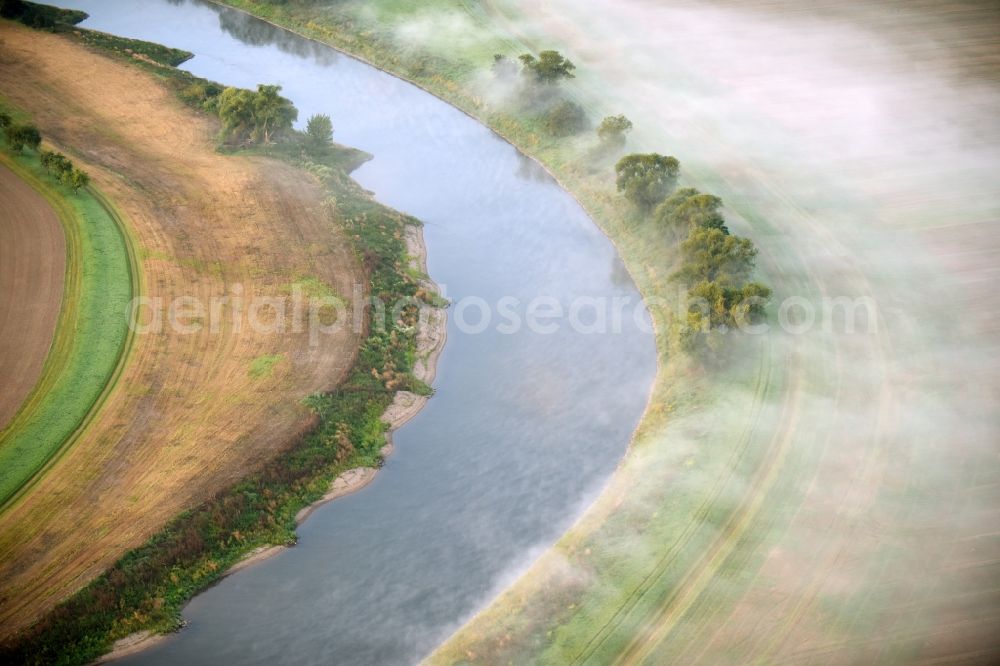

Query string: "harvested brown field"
[[0, 22, 364, 638], [0, 163, 65, 429]]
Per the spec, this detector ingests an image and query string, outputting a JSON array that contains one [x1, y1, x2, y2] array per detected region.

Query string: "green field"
[[0, 144, 135, 508]]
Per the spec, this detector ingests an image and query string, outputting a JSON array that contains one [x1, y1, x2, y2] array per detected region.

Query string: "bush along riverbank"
[[0, 15, 440, 666]]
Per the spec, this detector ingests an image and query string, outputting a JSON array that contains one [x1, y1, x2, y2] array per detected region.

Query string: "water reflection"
[[514, 151, 553, 183], [168, 0, 342, 65]]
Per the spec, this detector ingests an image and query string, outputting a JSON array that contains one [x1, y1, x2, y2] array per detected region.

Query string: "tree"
[[251, 84, 297, 144], [217, 84, 297, 145], [217, 87, 256, 144], [0, 111, 11, 129], [730, 282, 772, 326], [597, 114, 633, 147], [673, 227, 758, 285], [491, 54, 518, 80], [544, 100, 589, 137], [678, 279, 771, 357], [686, 280, 771, 329], [655, 188, 728, 234], [40, 149, 72, 178], [305, 114, 333, 150], [519, 50, 575, 84], [68, 168, 90, 192], [38, 148, 86, 190], [615, 153, 680, 208], [39, 149, 56, 170], [4, 123, 41, 152], [0, 0, 23, 19]]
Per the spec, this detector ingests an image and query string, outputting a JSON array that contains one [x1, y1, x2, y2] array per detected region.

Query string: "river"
[[58, 1, 657, 664]]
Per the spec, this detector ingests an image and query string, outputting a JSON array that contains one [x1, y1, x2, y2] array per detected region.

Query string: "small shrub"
[[544, 100, 589, 137], [4, 123, 41, 152], [597, 114, 633, 147], [305, 114, 333, 151]]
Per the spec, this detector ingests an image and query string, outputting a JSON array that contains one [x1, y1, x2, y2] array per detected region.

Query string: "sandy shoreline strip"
[[100, 225, 446, 663], [95, 631, 170, 664]]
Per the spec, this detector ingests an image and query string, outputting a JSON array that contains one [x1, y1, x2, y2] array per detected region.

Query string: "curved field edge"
[[0, 146, 136, 509]]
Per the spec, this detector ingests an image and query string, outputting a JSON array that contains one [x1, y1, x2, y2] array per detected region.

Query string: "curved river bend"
[[62, 1, 656, 663]]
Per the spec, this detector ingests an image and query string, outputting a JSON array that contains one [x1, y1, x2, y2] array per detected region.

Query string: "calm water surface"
[[61, 1, 656, 663]]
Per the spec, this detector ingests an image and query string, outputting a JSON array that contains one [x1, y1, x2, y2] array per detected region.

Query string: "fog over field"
[[432, 0, 1000, 659]]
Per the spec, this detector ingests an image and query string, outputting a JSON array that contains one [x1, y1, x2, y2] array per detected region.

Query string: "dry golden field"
[[0, 22, 363, 638]]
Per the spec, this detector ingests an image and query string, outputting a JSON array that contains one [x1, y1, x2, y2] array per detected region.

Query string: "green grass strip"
[[0, 148, 134, 507]]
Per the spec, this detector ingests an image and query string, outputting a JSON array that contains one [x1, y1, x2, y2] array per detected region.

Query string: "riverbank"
[[405, 1, 1000, 663], [94, 168, 448, 666]]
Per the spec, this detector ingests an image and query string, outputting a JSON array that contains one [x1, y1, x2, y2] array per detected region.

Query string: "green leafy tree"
[[678, 280, 771, 357], [4, 123, 41, 152], [251, 84, 297, 144], [39, 149, 58, 170], [68, 168, 90, 192], [217, 86, 256, 144], [40, 149, 72, 178], [0, 111, 11, 128], [615, 153, 680, 208], [686, 280, 770, 329], [673, 227, 758, 285], [519, 50, 575, 84], [597, 114, 633, 146], [544, 100, 589, 137], [305, 114, 333, 150], [655, 188, 728, 234], [730, 282, 772, 326], [217, 84, 297, 145], [180, 81, 224, 111]]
